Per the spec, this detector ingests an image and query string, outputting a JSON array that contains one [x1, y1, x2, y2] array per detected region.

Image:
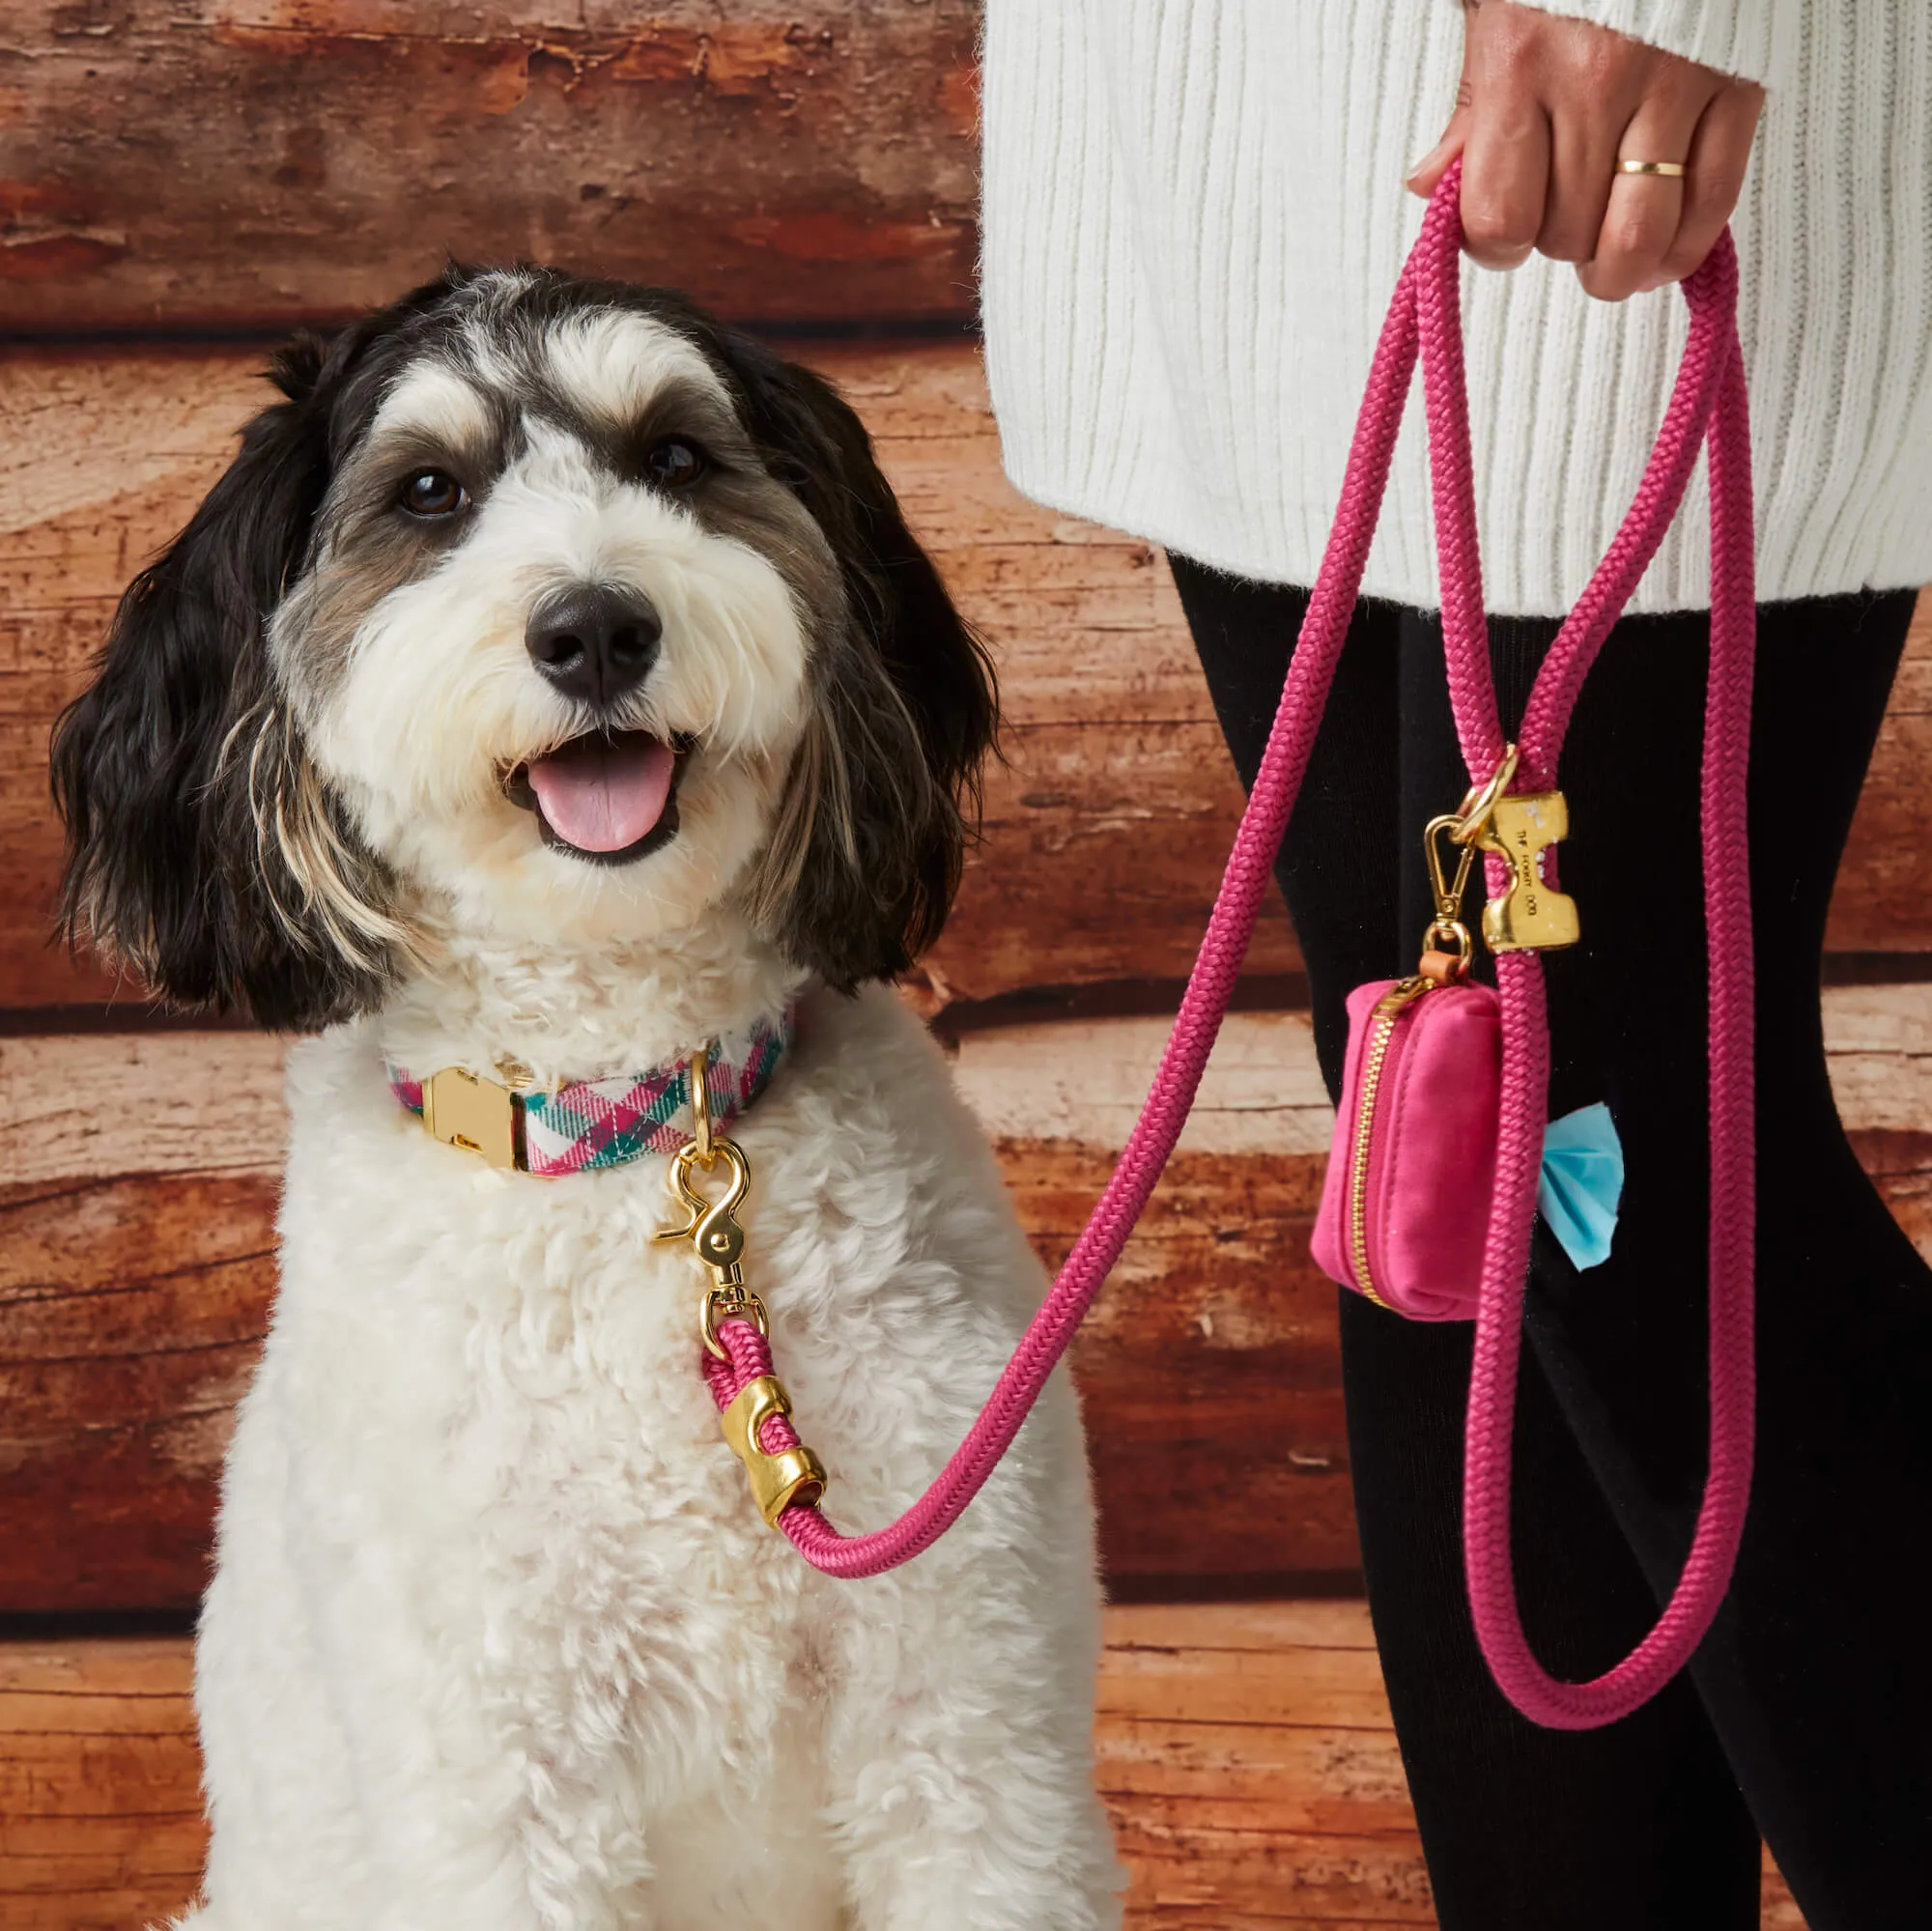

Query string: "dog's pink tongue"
[[527, 735, 675, 853]]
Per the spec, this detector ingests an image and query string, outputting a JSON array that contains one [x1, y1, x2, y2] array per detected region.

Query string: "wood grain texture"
[[5, 991, 1929, 1611], [0, 1171, 274, 1611], [1100, 1603, 1804, 1927], [1833, 597, 1932, 951], [0, 1638, 206, 1931], [0, 1608, 1808, 1930], [963, 1014, 1353, 1581], [1018, 1141, 1356, 1586], [0, 1, 981, 332]]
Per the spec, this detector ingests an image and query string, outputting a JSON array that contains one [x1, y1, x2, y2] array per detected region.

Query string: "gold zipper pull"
[[1374, 975, 1434, 1017]]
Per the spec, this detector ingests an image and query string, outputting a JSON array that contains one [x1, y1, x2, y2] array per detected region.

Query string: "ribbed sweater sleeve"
[[1509, 1, 1803, 87], [980, 0, 1932, 615]]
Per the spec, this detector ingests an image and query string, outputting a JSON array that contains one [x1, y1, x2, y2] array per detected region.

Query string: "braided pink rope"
[[709, 166, 1756, 1729], [1440, 206, 1758, 1729]]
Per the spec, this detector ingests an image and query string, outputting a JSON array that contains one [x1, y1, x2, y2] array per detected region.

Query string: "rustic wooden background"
[[5, 6, 1925, 1924]]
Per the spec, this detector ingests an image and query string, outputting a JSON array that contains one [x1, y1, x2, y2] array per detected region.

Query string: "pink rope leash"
[[708, 166, 1757, 1729]]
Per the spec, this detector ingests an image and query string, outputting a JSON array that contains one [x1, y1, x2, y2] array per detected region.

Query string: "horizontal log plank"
[[1100, 1603, 1805, 1928], [8, 345, 1925, 1014], [959, 1012, 1353, 1583], [0, 1637, 205, 1931], [0, 1168, 274, 1610], [0, 2, 981, 332], [4, 992, 1929, 1610], [0, 1608, 1807, 1930]]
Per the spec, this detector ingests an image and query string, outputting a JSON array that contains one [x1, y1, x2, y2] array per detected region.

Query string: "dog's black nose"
[[526, 583, 663, 708]]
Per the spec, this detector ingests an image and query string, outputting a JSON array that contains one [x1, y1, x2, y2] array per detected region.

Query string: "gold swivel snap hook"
[[652, 1045, 833, 1525], [656, 1130, 758, 1359]]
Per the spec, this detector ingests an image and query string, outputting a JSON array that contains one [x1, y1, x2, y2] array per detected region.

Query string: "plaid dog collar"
[[385, 1007, 793, 1174]]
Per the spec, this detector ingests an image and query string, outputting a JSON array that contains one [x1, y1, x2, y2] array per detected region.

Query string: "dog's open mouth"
[[505, 730, 690, 866]]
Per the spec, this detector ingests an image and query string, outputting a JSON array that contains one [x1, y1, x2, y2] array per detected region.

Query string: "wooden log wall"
[[4, 7, 1918, 1923], [1, 3, 983, 331]]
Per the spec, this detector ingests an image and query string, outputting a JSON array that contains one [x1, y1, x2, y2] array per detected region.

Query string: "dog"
[[53, 268, 1122, 1931]]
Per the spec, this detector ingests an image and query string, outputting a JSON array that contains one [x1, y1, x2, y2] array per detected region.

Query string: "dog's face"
[[52, 270, 995, 1028]]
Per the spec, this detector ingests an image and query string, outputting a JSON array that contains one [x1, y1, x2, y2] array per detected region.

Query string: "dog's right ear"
[[49, 337, 400, 1026]]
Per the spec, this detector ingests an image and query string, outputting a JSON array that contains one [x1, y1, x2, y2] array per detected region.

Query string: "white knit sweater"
[[980, 1, 1932, 615]]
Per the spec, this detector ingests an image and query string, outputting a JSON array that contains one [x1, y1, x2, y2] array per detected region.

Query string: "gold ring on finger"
[[1616, 159, 1687, 178]]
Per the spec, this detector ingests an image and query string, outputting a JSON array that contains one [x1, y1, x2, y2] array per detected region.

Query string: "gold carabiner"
[[1425, 813, 1477, 926], [656, 1135, 761, 1359], [656, 1138, 752, 1269], [1418, 809, 1478, 981]]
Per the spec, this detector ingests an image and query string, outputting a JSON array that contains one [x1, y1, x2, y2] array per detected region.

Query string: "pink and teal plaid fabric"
[[387, 1008, 793, 1175]]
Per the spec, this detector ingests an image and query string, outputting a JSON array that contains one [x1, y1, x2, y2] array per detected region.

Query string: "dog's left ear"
[[720, 338, 998, 991], [49, 334, 404, 1028]]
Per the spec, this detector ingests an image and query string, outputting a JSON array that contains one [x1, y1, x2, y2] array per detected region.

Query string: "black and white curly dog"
[[54, 270, 1121, 1931]]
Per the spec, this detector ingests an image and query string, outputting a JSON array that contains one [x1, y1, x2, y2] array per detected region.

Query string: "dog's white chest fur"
[[190, 989, 1121, 1931]]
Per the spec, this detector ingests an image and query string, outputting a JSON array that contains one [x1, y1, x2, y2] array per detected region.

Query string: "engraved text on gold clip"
[[1450, 744, 1580, 954]]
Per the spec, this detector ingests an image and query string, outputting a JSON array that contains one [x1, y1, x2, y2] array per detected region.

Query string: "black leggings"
[[1174, 557, 1929, 1931]]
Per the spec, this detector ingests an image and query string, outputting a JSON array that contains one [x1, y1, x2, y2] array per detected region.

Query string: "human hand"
[[1406, 1, 1764, 300]]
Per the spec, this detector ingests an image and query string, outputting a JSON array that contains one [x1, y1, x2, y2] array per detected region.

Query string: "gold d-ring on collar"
[[688, 1044, 715, 1167]]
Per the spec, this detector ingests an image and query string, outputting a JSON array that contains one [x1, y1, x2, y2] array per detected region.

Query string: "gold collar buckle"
[[421, 1065, 523, 1169]]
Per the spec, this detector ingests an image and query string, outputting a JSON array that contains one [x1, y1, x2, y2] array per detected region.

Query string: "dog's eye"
[[399, 469, 469, 519], [642, 439, 706, 491]]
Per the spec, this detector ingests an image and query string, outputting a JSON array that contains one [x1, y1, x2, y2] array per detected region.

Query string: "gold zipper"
[[1347, 979, 1432, 1308]]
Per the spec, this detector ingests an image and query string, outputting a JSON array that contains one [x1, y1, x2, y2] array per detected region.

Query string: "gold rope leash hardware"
[[1448, 743, 1520, 848], [656, 1133, 759, 1356], [1446, 743, 1580, 953], [656, 1048, 745, 1312], [1473, 790, 1579, 951], [655, 1050, 832, 1522], [721, 1377, 828, 1525]]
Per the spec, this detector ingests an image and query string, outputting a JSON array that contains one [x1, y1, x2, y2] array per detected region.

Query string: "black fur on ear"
[[49, 331, 407, 1029], [706, 330, 999, 991]]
